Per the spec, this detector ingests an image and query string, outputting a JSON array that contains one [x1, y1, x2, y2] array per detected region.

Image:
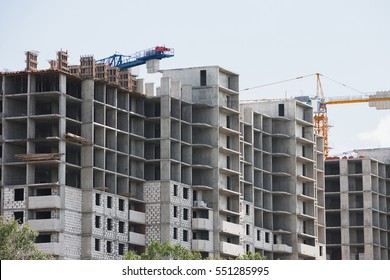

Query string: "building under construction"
[[0, 49, 388, 260], [325, 148, 390, 260]]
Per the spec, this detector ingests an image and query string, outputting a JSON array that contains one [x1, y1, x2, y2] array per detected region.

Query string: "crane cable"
[[240, 73, 367, 95], [240, 74, 316, 92], [319, 74, 366, 95]]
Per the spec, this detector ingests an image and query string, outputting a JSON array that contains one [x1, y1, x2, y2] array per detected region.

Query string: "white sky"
[[1, 0, 390, 155]]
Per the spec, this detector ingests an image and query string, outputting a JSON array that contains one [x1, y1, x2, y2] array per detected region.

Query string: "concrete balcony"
[[36, 242, 62, 256], [272, 244, 292, 253], [129, 210, 145, 224], [192, 217, 213, 230], [192, 240, 213, 252], [129, 232, 145, 246], [193, 200, 212, 208], [28, 195, 61, 209], [298, 243, 317, 258], [220, 220, 243, 236], [28, 219, 61, 232], [220, 242, 244, 257]]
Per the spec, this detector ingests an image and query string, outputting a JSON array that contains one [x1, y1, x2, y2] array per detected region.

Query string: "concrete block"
[[146, 59, 160, 74], [145, 83, 155, 96]]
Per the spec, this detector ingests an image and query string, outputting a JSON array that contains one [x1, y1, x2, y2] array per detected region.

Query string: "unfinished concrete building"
[[0, 50, 327, 259], [239, 100, 326, 259], [325, 148, 390, 260], [139, 67, 326, 259], [0, 52, 146, 259], [141, 66, 243, 258]]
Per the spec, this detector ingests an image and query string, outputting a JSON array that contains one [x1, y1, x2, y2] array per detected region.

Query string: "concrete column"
[[59, 73, 66, 93], [80, 79, 94, 259], [171, 81, 181, 99], [146, 59, 160, 74], [340, 161, 350, 259], [26, 164, 34, 185], [362, 159, 372, 191], [81, 190, 93, 259], [160, 181, 171, 243], [58, 77, 67, 186], [81, 80, 94, 123], [340, 159, 348, 176], [160, 96, 170, 118], [136, 79, 144, 95], [182, 85, 192, 104], [28, 73, 36, 93], [145, 83, 155, 97], [80, 79, 94, 190], [364, 235, 374, 260]]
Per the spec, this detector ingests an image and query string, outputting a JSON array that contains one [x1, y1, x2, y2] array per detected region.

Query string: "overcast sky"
[[1, 0, 390, 155]]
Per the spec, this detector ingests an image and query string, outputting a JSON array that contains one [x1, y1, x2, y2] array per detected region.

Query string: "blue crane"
[[95, 46, 174, 70]]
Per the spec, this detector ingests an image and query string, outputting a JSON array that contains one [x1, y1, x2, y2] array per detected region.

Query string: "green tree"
[[124, 241, 202, 260], [0, 216, 51, 260], [124, 240, 266, 260], [236, 251, 266, 260]]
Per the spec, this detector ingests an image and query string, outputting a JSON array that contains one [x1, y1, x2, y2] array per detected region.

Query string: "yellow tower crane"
[[313, 73, 390, 156], [242, 73, 390, 157]]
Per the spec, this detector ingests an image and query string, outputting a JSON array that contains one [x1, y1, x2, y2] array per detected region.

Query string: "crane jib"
[[95, 46, 174, 70]]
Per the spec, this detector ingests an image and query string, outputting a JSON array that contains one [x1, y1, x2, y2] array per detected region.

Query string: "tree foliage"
[[124, 240, 265, 260], [0, 216, 51, 260], [236, 251, 266, 260], [124, 240, 202, 260]]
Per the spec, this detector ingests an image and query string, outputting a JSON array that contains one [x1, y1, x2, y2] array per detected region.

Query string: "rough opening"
[[95, 239, 100, 251], [278, 104, 285, 116], [200, 70, 207, 86], [36, 188, 51, 196], [95, 193, 101, 206], [36, 211, 51, 219], [35, 234, 51, 243], [119, 199, 124, 211], [14, 211, 24, 224], [14, 188, 24, 201], [118, 243, 125, 255], [119, 221, 125, 233], [107, 196, 112, 208]]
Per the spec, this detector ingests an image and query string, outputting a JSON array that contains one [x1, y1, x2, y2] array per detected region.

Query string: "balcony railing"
[[28, 218, 61, 232], [192, 217, 213, 230], [129, 232, 145, 246], [36, 242, 62, 256], [272, 244, 292, 253], [129, 210, 145, 224], [28, 195, 61, 209], [220, 242, 243, 257], [298, 243, 316, 258], [220, 220, 243, 236], [192, 240, 213, 252]]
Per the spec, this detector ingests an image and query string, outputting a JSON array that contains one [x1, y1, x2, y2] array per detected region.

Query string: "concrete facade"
[[325, 149, 390, 260], [138, 67, 325, 259], [0, 69, 146, 259], [142, 66, 242, 258], [0, 56, 326, 259], [240, 99, 326, 259]]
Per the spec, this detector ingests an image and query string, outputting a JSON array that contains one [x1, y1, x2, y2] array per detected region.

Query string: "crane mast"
[[313, 73, 330, 156]]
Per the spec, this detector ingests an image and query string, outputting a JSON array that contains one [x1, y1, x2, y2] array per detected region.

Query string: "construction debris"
[[15, 153, 64, 161], [65, 132, 90, 144]]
